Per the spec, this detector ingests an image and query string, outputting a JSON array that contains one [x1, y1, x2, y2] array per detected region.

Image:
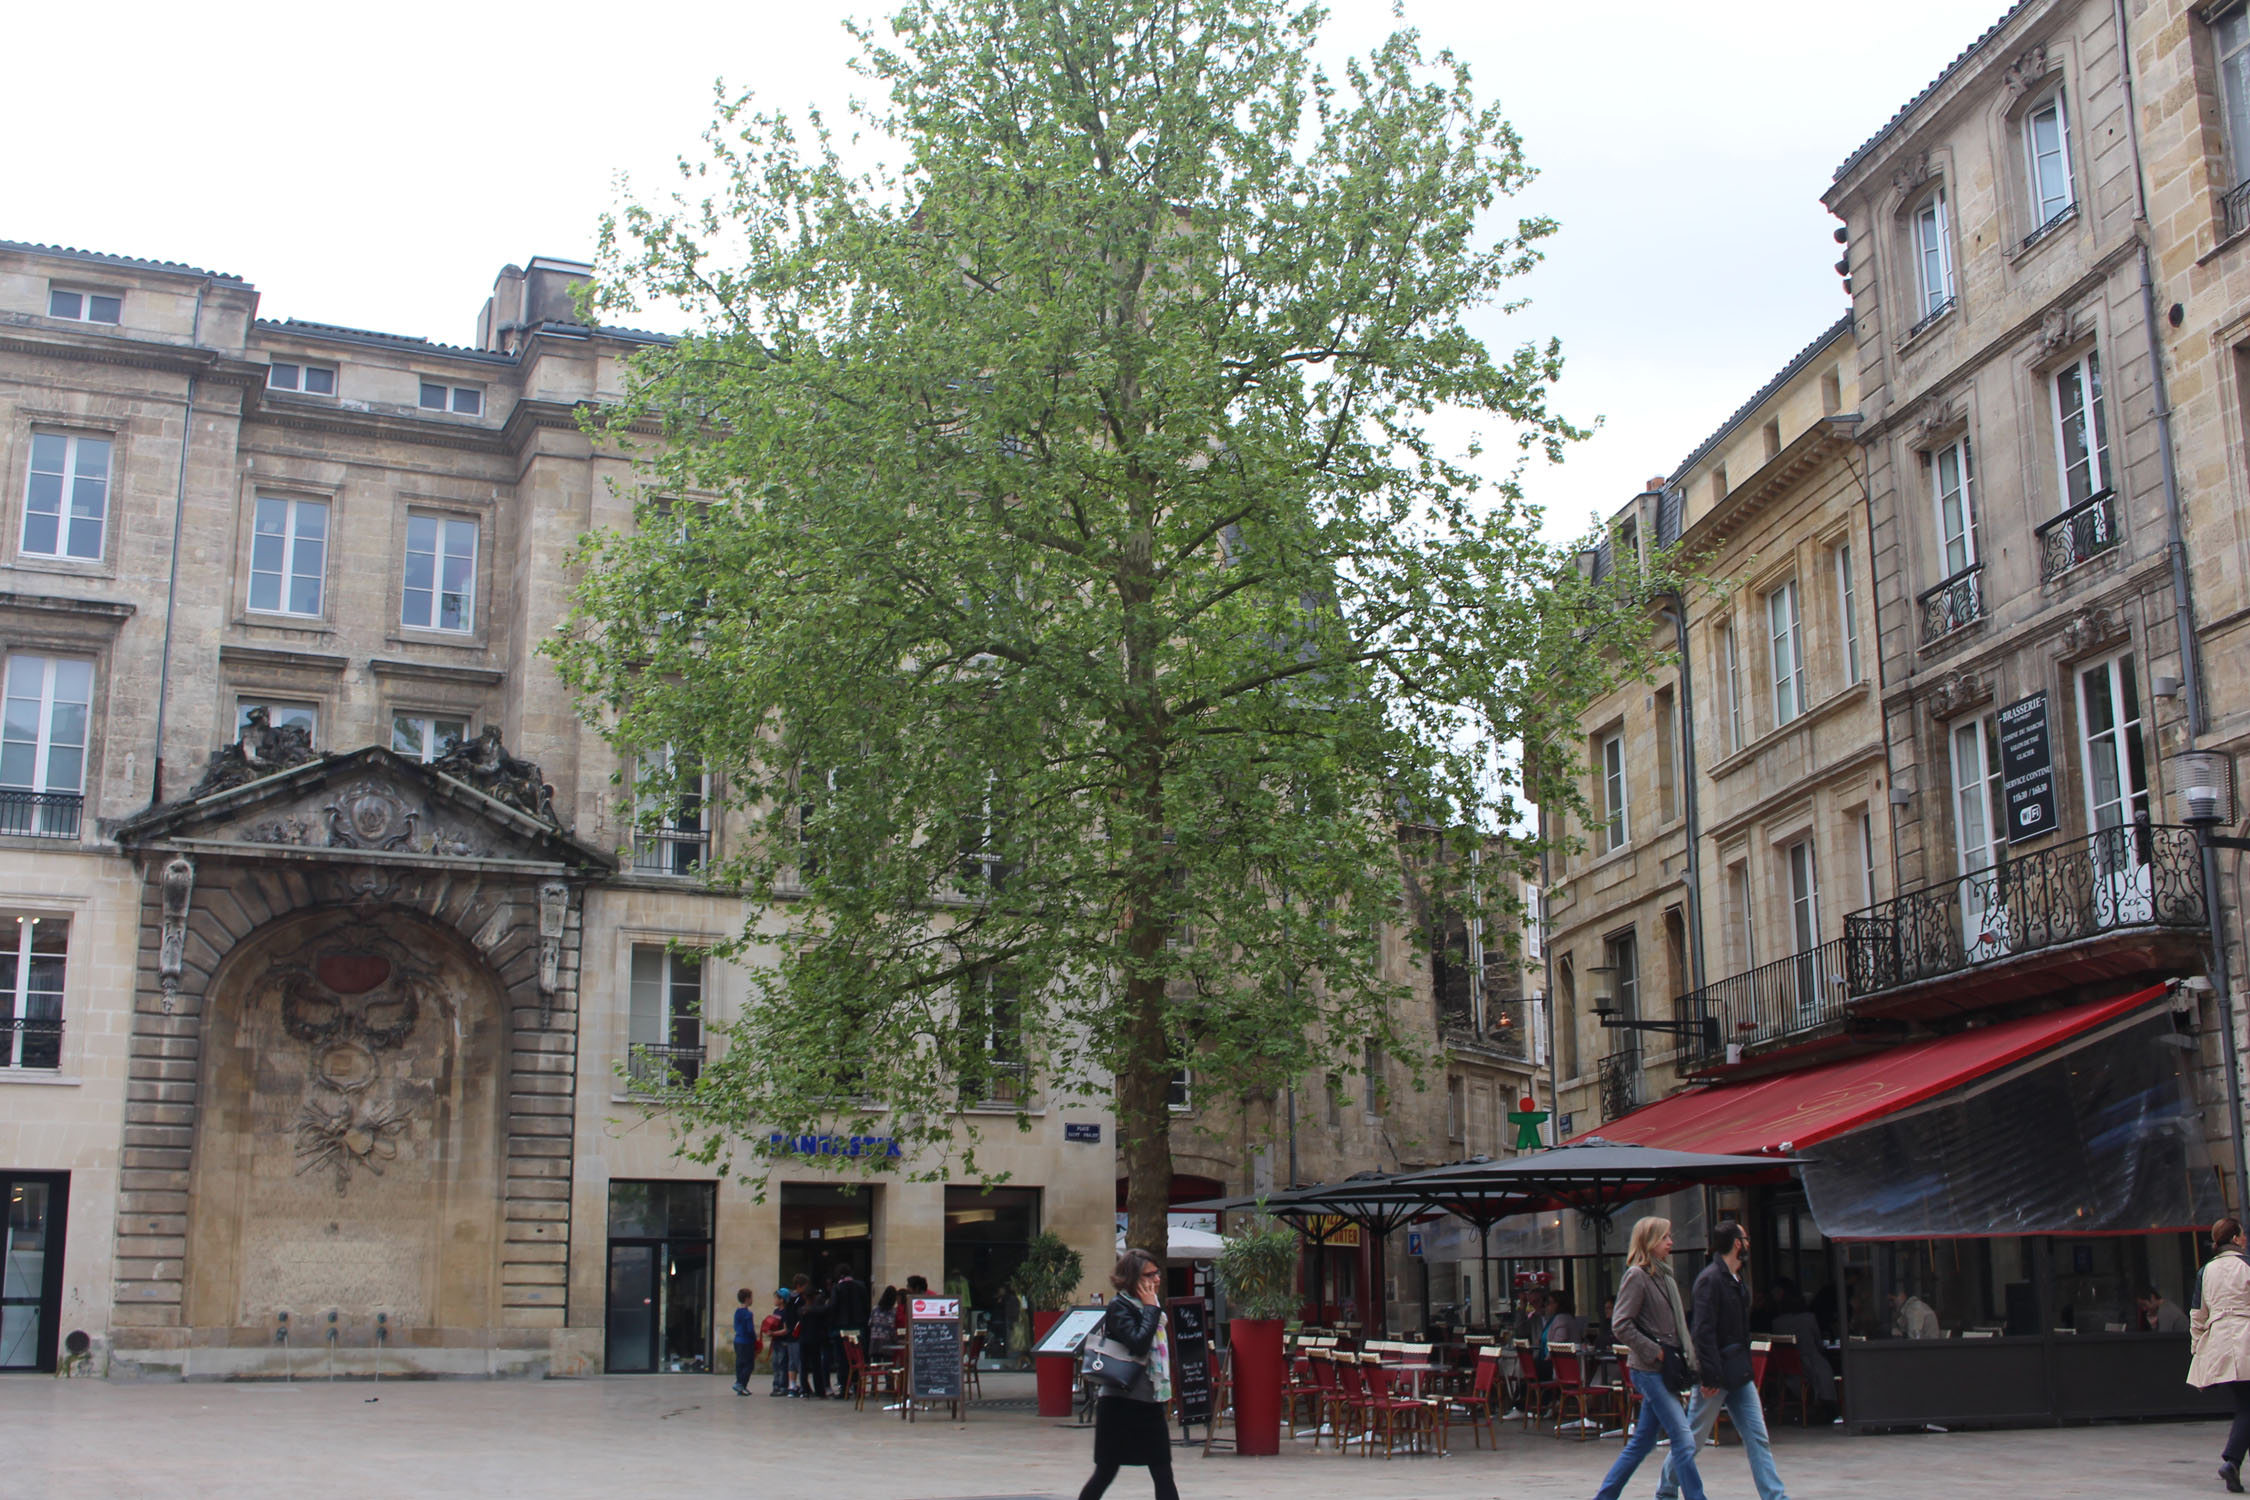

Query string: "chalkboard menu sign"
[[1166, 1296, 1212, 1431], [908, 1296, 963, 1418]]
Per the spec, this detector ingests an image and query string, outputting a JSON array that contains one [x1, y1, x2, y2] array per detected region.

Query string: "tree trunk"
[[1118, 964, 1174, 1277]]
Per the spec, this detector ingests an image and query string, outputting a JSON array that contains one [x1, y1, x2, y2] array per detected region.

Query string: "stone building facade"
[[0, 241, 1115, 1377]]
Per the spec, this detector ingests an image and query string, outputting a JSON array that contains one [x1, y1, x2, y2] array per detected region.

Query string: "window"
[[1168, 1069, 1193, 1112], [21, 432, 110, 561], [1557, 956, 1579, 1078], [958, 968, 1026, 1106], [1717, 622, 1744, 754], [267, 361, 336, 396], [1604, 930, 1639, 1022], [418, 381, 483, 416], [1768, 580, 1807, 726], [391, 713, 467, 763], [1860, 811, 1879, 909], [1730, 861, 1756, 970], [46, 288, 119, 325], [0, 916, 65, 1069], [1522, 881, 1544, 961], [627, 945, 703, 1090], [633, 747, 708, 874], [1787, 840, 1820, 953], [1324, 1073, 1344, 1128], [0, 656, 90, 839], [2026, 93, 2074, 228], [236, 699, 318, 743], [2078, 655, 2150, 834], [959, 773, 1009, 896], [248, 496, 328, 617], [1952, 717, 2004, 877], [1933, 438, 1976, 575], [1655, 686, 1679, 824], [1598, 730, 1629, 853], [401, 513, 477, 632], [1447, 1074, 1466, 1142], [2221, 9, 2250, 190], [1912, 190, 1954, 320], [2052, 352, 2110, 508], [1363, 1040, 1384, 1114], [1836, 543, 1863, 686]]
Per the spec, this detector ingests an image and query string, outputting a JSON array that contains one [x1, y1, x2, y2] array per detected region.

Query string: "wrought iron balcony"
[[630, 826, 709, 876], [2035, 489, 2120, 580], [1845, 823, 2206, 1002], [0, 788, 82, 839], [625, 1042, 704, 1092], [1903, 294, 1957, 345], [1680, 938, 1852, 1067], [2, 1016, 64, 1071], [2228, 178, 2250, 241], [1597, 1047, 1641, 1124], [1918, 563, 1985, 645], [960, 1059, 1030, 1108]]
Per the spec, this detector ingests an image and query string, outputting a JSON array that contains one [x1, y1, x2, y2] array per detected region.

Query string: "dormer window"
[[268, 361, 337, 396], [47, 287, 120, 325]]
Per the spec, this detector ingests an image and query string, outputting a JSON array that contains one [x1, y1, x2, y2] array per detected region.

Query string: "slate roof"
[[1666, 313, 1855, 488], [1830, 3, 2029, 184], [0, 238, 248, 284]]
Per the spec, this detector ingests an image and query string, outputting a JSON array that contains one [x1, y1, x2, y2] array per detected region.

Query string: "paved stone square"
[[0, 1372, 2235, 1500]]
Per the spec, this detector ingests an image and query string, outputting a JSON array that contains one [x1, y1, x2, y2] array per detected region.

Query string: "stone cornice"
[[0, 590, 135, 622]]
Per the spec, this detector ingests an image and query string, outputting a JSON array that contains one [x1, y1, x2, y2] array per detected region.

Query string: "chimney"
[[477, 264, 525, 353], [476, 257, 593, 353]]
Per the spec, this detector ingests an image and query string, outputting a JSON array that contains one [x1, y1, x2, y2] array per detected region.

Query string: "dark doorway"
[[0, 1172, 65, 1372], [945, 1186, 1039, 1363], [605, 1180, 715, 1373], [779, 1184, 876, 1293]]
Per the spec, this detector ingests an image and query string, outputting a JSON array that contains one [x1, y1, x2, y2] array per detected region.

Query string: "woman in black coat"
[[1080, 1247, 1178, 1500]]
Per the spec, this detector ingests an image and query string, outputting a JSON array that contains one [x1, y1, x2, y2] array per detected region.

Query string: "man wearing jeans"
[[1657, 1222, 1790, 1500]]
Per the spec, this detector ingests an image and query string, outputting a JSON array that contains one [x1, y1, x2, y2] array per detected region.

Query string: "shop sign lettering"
[[765, 1132, 904, 1158]]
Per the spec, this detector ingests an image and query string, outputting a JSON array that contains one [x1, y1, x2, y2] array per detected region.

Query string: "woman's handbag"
[[1659, 1342, 1695, 1394], [1083, 1333, 1145, 1392]]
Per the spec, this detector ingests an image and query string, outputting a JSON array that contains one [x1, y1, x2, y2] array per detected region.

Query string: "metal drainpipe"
[[148, 278, 209, 806]]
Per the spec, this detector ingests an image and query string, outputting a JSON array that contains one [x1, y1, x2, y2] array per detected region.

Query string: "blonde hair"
[[1625, 1217, 1673, 1270]]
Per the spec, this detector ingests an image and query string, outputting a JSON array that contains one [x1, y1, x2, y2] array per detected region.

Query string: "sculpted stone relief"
[[237, 780, 502, 860], [190, 706, 321, 797]]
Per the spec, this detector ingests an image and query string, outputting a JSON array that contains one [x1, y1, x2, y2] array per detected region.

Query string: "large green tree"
[[557, 0, 1648, 1257]]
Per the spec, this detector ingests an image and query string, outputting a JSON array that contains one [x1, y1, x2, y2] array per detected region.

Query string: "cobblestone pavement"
[[0, 1372, 2233, 1500]]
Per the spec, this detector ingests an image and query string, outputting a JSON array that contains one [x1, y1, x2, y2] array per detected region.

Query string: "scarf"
[[1149, 1311, 1173, 1402], [1657, 1265, 1699, 1378]]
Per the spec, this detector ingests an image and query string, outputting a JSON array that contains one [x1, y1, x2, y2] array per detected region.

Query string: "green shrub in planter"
[[1213, 1219, 1300, 1321], [1010, 1230, 1087, 1312]]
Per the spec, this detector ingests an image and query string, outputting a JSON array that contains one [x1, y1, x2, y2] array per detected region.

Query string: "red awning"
[[1582, 985, 2169, 1155]]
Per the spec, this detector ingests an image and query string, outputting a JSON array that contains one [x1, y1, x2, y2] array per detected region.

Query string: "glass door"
[[2077, 656, 2151, 924], [604, 1180, 715, 1374], [1951, 717, 2010, 962], [1, 1173, 65, 1372]]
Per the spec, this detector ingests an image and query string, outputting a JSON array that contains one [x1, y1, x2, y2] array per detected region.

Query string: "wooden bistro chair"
[[1550, 1344, 1616, 1441], [1358, 1357, 1434, 1458], [1761, 1333, 1810, 1427], [1433, 1347, 1504, 1453], [1282, 1348, 1321, 1433], [1331, 1353, 1372, 1455], [1515, 1344, 1560, 1428], [1305, 1348, 1343, 1447]]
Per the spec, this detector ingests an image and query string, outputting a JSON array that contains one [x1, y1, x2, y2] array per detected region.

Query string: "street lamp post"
[[2169, 749, 2250, 1212]]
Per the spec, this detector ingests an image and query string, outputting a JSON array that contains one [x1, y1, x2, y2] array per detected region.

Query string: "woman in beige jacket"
[[2190, 1216, 2250, 1493]]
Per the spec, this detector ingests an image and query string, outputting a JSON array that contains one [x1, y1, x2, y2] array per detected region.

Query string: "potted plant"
[[1011, 1230, 1087, 1417], [1213, 1217, 1299, 1455]]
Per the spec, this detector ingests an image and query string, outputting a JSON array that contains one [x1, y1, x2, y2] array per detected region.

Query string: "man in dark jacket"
[[1655, 1222, 1790, 1500]]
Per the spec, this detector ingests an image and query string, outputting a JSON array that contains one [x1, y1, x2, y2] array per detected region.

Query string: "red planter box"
[[1228, 1317, 1285, 1455], [1033, 1310, 1077, 1418]]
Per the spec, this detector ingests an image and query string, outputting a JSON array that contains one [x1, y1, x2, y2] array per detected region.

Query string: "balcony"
[[1, 1016, 62, 1071], [1597, 1047, 1641, 1124], [0, 789, 83, 840], [1681, 938, 1852, 1071], [1845, 823, 2208, 1018], [1918, 563, 1985, 645], [625, 1042, 704, 1092], [960, 1060, 1031, 1109], [1903, 294, 1957, 345], [2227, 177, 2250, 241], [630, 826, 709, 876], [2036, 489, 2120, 580]]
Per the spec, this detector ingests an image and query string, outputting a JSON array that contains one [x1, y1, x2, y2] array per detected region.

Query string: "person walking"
[[765, 1288, 798, 1397], [830, 1260, 869, 1390], [1591, 1217, 1706, 1500], [796, 1272, 834, 1398], [731, 1287, 759, 1397], [1078, 1247, 1178, 1500], [2190, 1216, 2250, 1492], [1655, 1222, 1788, 1500]]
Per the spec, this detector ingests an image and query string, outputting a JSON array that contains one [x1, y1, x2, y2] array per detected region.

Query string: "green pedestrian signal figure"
[[1507, 1094, 1549, 1151]]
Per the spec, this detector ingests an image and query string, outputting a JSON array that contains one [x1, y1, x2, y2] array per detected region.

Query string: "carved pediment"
[[120, 746, 615, 874]]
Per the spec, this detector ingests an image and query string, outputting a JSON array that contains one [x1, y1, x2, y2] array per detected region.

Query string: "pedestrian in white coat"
[[2189, 1216, 2250, 1493]]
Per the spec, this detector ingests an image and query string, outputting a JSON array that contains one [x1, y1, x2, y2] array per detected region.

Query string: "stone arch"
[[181, 905, 509, 1345]]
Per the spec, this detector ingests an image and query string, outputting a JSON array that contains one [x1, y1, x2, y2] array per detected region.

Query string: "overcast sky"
[[8, 0, 1993, 541]]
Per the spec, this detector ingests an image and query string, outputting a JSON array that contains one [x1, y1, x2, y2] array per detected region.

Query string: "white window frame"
[[390, 712, 468, 763], [1605, 929, 1639, 1023], [2, 655, 92, 838], [627, 944, 704, 1089], [235, 699, 319, 746], [21, 431, 111, 562], [2077, 654, 2149, 834], [1786, 839, 1821, 954], [400, 512, 478, 633], [267, 361, 338, 397], [47, 287, 120, 325], [247, 495, 330, 618], [419, 381, 484, 416], [1933, 438, 1977, 576], [2221, 8, 2250, 191], [1598, 730, 1629, 853], [2025, 91, 2074, 228], [1951, 716, 2004, 877], [1835, 542, 1863, 686], [2051, 351, 2111, 509], [1731, 862, 1756, 970], [1912, 190, 1954, 320], [1860, 811, 1879, 909], [1768, 579, 1808, 726], [0, 914, 67, 1069], [633, 746, 709, 875], [1717, 621, 1744, 754]]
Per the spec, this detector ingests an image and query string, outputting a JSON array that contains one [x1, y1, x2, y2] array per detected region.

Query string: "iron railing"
[[1597, 1048, 1641, 1123], [1680, 938, 1852, 1066], [631, 826, 708, 876], [1918, 563, 1985, 644], [2227, 178, 2250, 240], [2018, 202, 2076, 255], [1845, 822, 2206, 998], [2035, 489, 2120, 580], [960, 1060, 1030, 1108], [0, 789, 82, 840], [1903, 295, 1957, 345], [1, 1016, 64, 1071], [625, 1042, 704, 1092]]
